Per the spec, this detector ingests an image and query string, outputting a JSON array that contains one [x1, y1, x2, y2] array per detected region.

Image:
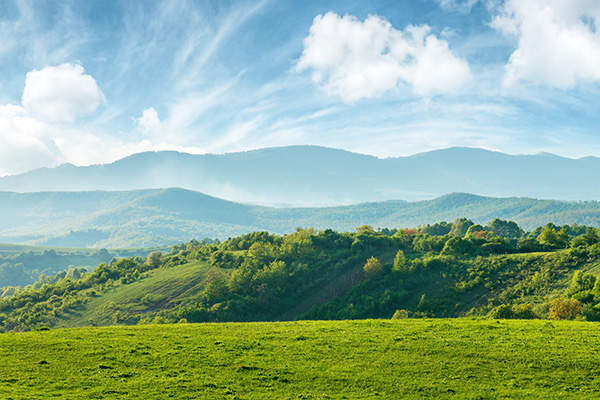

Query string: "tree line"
[[1, 218, 600, 331]]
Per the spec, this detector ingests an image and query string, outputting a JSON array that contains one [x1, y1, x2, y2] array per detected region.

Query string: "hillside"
[[2, 189, 600, 248], [1, 146, 599, 206], [2, 220, 600, 332], [2, 319, 599, 399], [0, 244, 171, 288]]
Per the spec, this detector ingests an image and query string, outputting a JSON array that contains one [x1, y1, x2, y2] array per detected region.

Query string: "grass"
[[1, 318, 600, 399], [57, 261, 212, 327]]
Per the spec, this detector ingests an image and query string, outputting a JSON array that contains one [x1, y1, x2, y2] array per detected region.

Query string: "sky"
[[1, 0, 600, 176]]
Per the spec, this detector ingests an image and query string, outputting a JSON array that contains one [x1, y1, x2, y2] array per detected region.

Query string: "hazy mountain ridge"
[[1, 146, 599, 206], [1, 189, 600, 248]]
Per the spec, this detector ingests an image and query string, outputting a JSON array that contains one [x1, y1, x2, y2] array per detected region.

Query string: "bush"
[[490, 304, 538, 319], [490, 304, 514, 319], [391, 309, 409, 319], [548, 298, 583, 320]]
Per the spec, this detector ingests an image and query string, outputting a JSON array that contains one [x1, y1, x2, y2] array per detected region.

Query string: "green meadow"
[[1, 318, 599, 399]]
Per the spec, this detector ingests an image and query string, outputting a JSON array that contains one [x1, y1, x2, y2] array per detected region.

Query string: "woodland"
[[1, 218, 599, 332]]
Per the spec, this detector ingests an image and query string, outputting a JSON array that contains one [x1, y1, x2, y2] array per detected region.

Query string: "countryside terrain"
[[2, 147, 600, 398], [2, 218, 600, 332], [2, 319, 599, 399], [2, 219, 600, 397]]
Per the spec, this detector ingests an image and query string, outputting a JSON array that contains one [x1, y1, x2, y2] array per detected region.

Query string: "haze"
[[1, 0, 600, 177]]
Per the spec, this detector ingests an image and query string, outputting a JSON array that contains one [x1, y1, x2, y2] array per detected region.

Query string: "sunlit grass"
[[1, 318, 599, 399]]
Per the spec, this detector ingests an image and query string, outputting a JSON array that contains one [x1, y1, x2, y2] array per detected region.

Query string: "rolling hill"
[[0, 146, 599, 206], [1, 189, 600, 248]]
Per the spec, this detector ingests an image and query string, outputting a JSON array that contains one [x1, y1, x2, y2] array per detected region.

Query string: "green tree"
[[490, 304, 514, 319], [145, 251, 163, 268], [538, 227, 570, 249], [392, 250, 408, 273], [363, 257, 383, 279], [449, 218, 474, 237], [487, 219, 523, 241], [441, 236, 472, 255], [202, 268, 230, 305]]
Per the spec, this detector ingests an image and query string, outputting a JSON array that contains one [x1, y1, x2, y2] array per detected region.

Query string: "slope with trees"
[[2, 218, 600, 332]]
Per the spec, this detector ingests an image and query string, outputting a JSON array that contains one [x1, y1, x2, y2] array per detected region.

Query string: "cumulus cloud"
[[22, 63, 105, 121], [137, 107, 163, 135], [295, 12, 472, 100], [491, 0, 600, 88], [0, 104, 64, 175]]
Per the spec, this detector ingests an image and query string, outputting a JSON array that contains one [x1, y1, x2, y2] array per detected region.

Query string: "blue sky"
[[1, 0, 600, 176]]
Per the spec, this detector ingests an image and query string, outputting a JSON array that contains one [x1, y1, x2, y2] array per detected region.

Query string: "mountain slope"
[[1, 146, 599, 205], [2, 189, 600, 248]]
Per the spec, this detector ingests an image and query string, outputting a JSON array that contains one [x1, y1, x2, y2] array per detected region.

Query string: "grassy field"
[[58, 260, 212, 327], [1, 318, 600, 399]]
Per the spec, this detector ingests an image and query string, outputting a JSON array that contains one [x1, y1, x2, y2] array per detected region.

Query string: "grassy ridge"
[[1, 319, 600, 399], [60, 261, 212, 328]]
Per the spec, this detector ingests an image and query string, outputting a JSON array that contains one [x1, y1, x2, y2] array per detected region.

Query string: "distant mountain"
[[1, 189, 600, 248], [0, 146, 599, 206]]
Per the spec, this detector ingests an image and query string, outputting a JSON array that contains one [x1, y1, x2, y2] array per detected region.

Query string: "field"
[[57, 260, 212, 328], [1, 318, 599, 399]]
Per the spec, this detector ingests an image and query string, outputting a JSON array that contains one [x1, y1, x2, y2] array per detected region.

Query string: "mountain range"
[[1, 189, 600, 248], [1, 146, 599, 206]]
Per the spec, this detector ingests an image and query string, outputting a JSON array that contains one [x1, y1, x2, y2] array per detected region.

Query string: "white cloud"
[[21, 63, 105, 121], [491, 0, 600, 88], [0, 63, 109, 176], [295, 12, 471, 100], [137, 107, 163, 135], [0, 104, 64, 176]]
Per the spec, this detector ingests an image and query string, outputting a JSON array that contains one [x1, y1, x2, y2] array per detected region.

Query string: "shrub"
[[548, 298, 583, 320], [391, 309, 409, 319]]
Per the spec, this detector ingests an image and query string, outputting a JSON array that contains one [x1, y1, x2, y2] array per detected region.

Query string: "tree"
[[355, 225, 375, 233], [487, 219, 523, 241], [145, 251, 163, 268], [363, 257, 383, 279], [548, 298, 582, 320], [449, 218, 474, 237], [202, 268, 230, 305], [538, 227, 570, 249], [392, 250, 408, 273], [441, 236, 472, 255], [465, 224, 486, 236]]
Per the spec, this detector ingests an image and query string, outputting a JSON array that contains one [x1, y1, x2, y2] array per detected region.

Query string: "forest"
[[1, 218, 600, 332]]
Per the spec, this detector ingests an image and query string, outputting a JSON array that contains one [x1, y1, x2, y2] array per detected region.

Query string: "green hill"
[[3, 219, 600, 332], [2, 189, 600, 248], [0, 244, 170, 288], [2, 319, 600, 399]]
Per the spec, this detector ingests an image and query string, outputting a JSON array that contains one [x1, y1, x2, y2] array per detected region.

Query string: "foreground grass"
[[1, 319, 599, 399]]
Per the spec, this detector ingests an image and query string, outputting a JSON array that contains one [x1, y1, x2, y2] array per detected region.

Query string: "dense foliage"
[[2, 218, 600, 332]]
